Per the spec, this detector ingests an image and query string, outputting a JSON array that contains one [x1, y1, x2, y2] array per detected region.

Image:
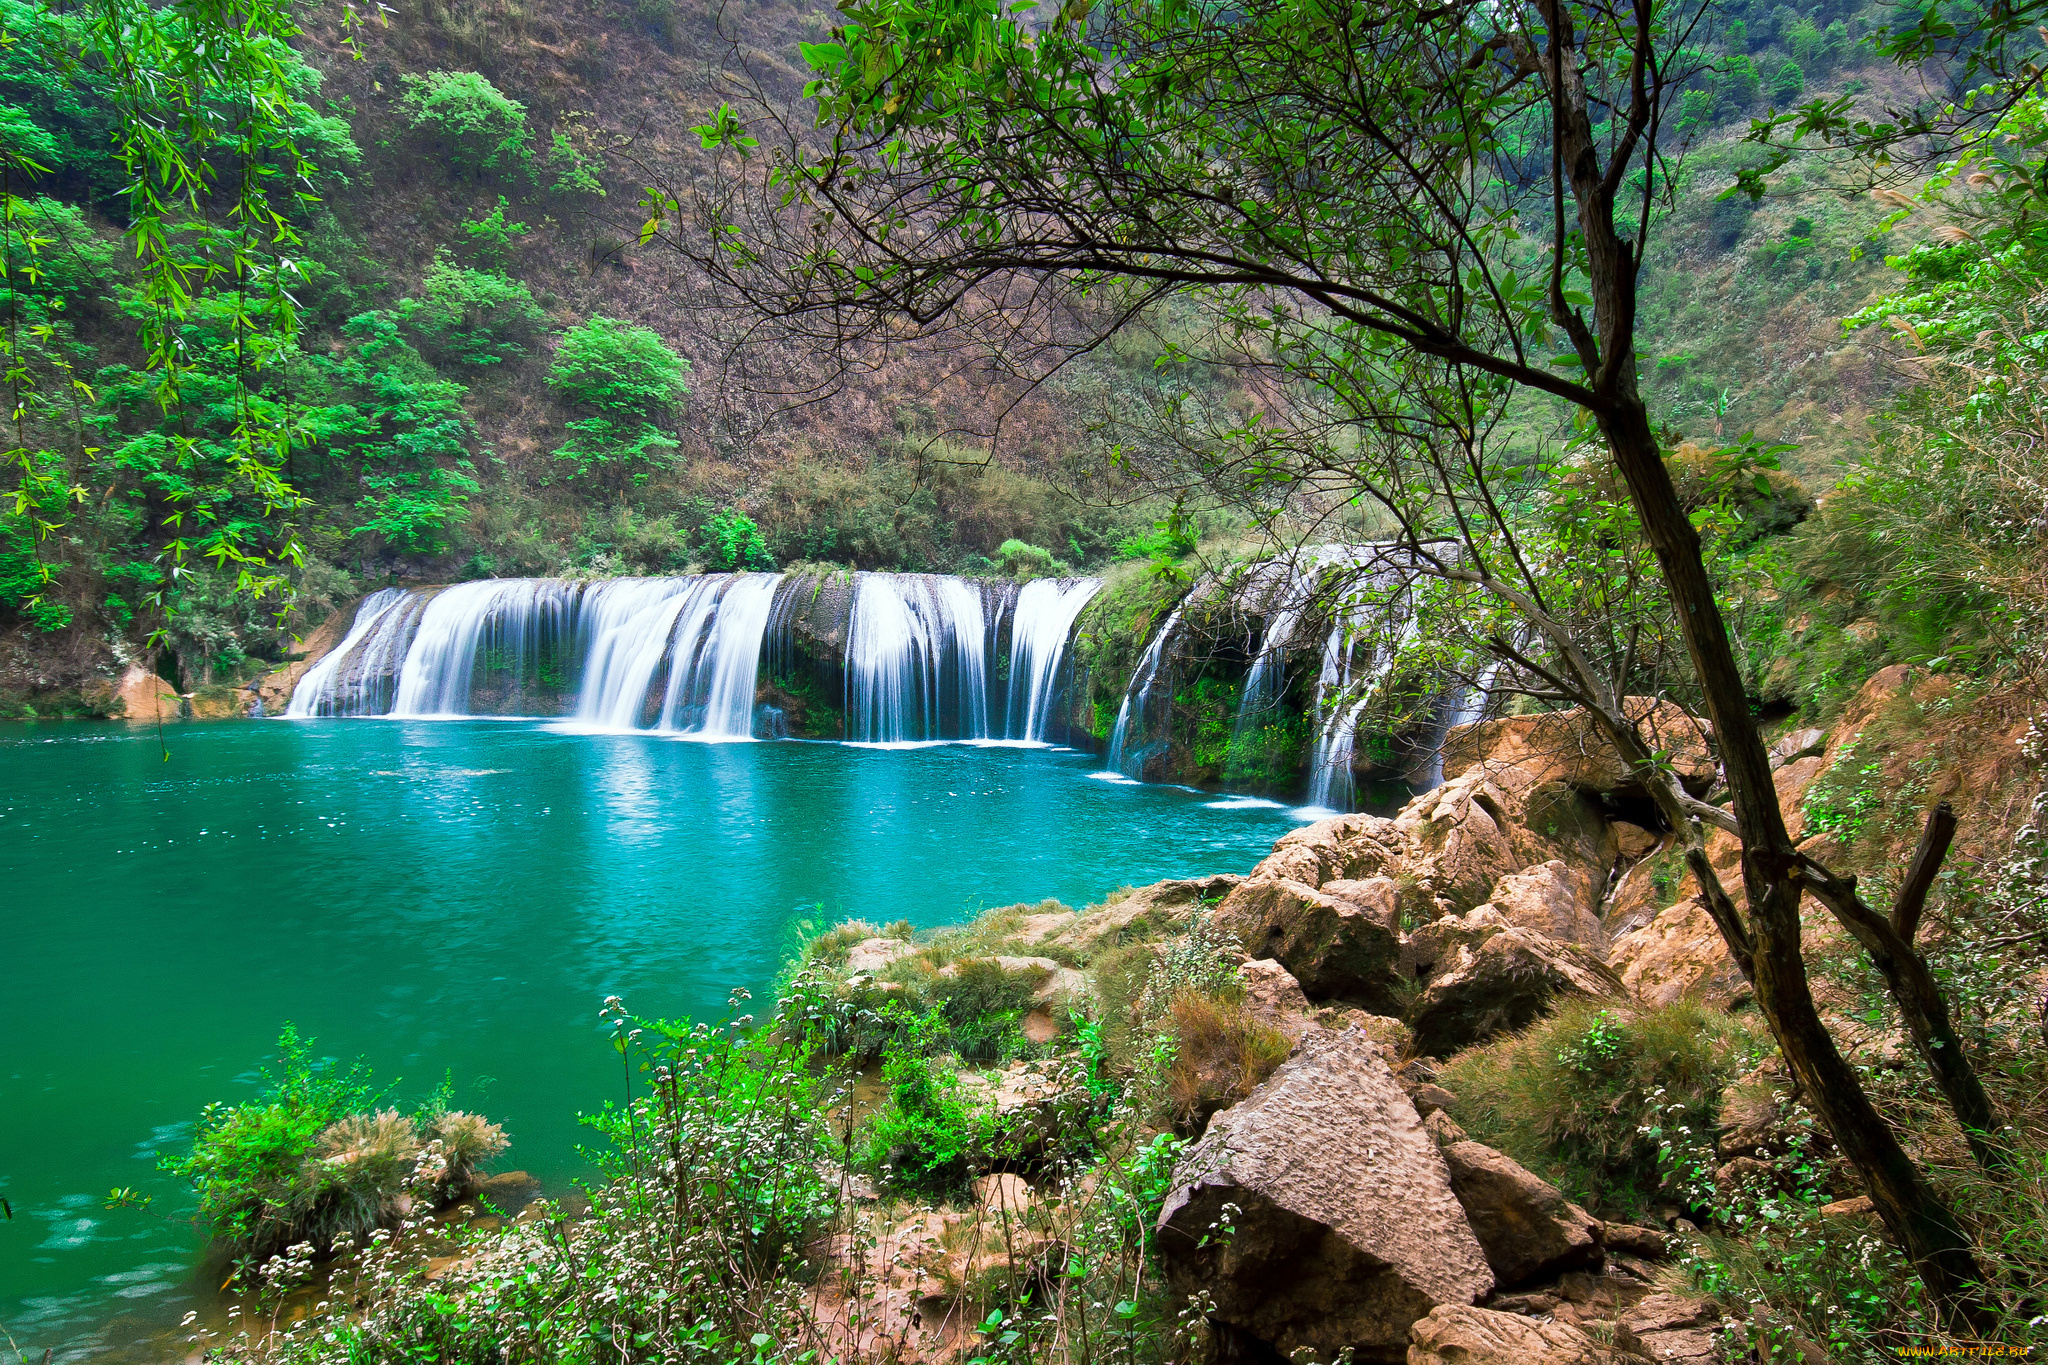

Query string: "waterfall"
[[661, 574, 780, 740], [576, 578, 700, 728], [286, 571, 1096, 744], [1306, 612, 1415, 810], [391, 579, 578, 718], [1107, 606, 1184, 777], [844, 573, 993, 743], [1004, 578, 1103, 742], [285, 587, 437, 718], [284, 589, 411, 720]]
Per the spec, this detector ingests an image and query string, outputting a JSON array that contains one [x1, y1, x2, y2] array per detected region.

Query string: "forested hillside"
[[0, 0, 1929, 710]]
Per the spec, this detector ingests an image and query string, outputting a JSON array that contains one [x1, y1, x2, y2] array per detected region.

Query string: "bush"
[[552, 416, 680, 485], [397, 249, 545, 367], [862, 1004, 994, 1192], [994, 538, 1071, 579], [459, 195, 528, 267], [399, 71, 531, 178], [1158, 989, 1291, 1135], [548, 315, 689, 415], [1439, 998, 1758, 1213], [696, 506, 775, 571], [164, 1025, 506, 1271], [544, 131, 604, 197]]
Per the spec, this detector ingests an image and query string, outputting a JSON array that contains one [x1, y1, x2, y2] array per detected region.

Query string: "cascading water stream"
[[1107, 606, 1184, 777], [284, 587, 412, 718], [1005, 578, 1103, 742], [663, 574, 781, 739], [575, 578, 700, 729], [844, 574, 993, 743], [286, 571, 1097, 745]]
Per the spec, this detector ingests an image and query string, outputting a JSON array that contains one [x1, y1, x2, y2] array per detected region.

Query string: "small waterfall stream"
[[1006, 579, 1104, 742], [1106, 606, 1184, 777]]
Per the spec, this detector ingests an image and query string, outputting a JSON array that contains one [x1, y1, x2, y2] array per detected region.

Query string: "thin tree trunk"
[[1597, 398, 1998, 1334]]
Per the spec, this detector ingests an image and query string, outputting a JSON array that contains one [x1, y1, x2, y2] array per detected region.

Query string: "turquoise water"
[[1, 719, 1304, 1358]]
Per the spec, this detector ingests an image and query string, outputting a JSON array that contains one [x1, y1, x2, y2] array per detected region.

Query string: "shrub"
[[399, 71, 531, 178], [930, 958, 1044, 1061], [397, 250, 545, 367], [1159, 989, 1291, 1135], [1439, 998, 1758, 1213], [164, 1026, 505, 1271], [862, 1004, 992, 1191], [544, 131, 604, 197], [552, 416, 680, 485], [459, 195, 528, 267], [696, 506, 775, 571], [548, 315, 689, 415], [995, 538, 1070, 579]]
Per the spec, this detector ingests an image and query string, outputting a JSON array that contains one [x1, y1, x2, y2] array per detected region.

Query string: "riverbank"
[[152, 668, 2048, 1364]]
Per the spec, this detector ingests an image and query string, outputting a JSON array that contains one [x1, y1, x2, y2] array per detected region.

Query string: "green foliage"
[[928, 957, 1042, 1061], [1769, 57, 1805, 105], [0, 195, 112, 301], [863, 1004, 993, 1191], [696, 507, 776, 571], [397, 249, 545, 368], [459, 195, 528, 267], [994, 537, 1070, 579], [165, 1025, 505, 1272], [552, 416, 681, 486], [1440, 998, 1758, 1213], [548, 315, 689, 414], [543, 130, 604, 197], [399, 71, 531, 178], [308, 311, 480, 553]]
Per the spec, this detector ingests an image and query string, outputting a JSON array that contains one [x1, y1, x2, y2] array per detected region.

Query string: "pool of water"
[[0, 719, 1307, 1358]]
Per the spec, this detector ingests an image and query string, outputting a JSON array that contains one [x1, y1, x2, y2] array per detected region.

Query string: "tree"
[[397, 249, 546, 368], [399, 71, 532, 180], [547, 316, 690, 487], [657, 0, 2001, 1325]]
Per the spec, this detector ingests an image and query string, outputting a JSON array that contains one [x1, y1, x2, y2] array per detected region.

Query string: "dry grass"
[[1160, 990, 1292, 1136]]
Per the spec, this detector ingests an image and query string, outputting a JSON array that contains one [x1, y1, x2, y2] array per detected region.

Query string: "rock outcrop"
[[1408, 926, 1624, 1058], [1438, 1140, 1603, 1287], [1156, 1029, 1492, 1362], [1215, 876, 1403, 1010], [1407, 1304, 1647, 1365]]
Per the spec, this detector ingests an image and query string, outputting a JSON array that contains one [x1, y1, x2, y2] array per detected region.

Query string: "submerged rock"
[[1156, 1029, 1492, 1363]]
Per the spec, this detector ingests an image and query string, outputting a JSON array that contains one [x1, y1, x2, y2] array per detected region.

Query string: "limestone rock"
[[1408, 928, 1624, 1058], [1047, 875, 1245, 956], [1423, 1109, 1469, 1146], [1770, 726, 1828, 767], [1157, 1029, 1492, 1362], [1439, 1140, 1603, 1287], [101, 664, 181, 721], [1405, 908, 1510, 986], [1441, 699, 1717, 799], [846, 937, 917, 976], [1407, 1083, 1457, 1117], [1216, 878, 1403, 1010], [1486, 861, 1605, 950], [1615, 1293, 1721, 1363], [1598, 1224, 1673, 1261], [1611, 822, 1662, 859], [1388, 774, 1525, 916], [1407, 1304, 1645, 1364], [1251, 813, 1405, 889], [1239, 958, 1316, 1040], [1607, 898, 1750, 1010]]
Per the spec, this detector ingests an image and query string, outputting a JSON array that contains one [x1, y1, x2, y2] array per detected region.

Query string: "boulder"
[[1407, 1304, 1646, 1364], [1408, 928, 1624, 1058], [1438, 1140, 1603, 1287], [1407, 1083, 1457, 1117], [1485, 861, 1605, 951], [1239, 958, 1316, 1041], [1441, 699, 1717, 799], [1607, 898, 1749, 1009], [1769, 726, 1828, 767], [1615, 1293, 1721, 1363], [98, 664, 181, 721], [1251, 813, 1405, 889], [1611, 822, 1661, 859], [1387, 774, 1525, 916], [1405, 907, 1510, 985], [1047, 875, 1245, 956], [1216, 878, 1403, 1010], [1157, 1029, 1492, 1363], [1597, 1224, 1672, 1261]]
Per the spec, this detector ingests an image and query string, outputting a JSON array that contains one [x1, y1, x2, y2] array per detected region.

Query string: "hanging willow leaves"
[[1, 0, 375, 640]]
